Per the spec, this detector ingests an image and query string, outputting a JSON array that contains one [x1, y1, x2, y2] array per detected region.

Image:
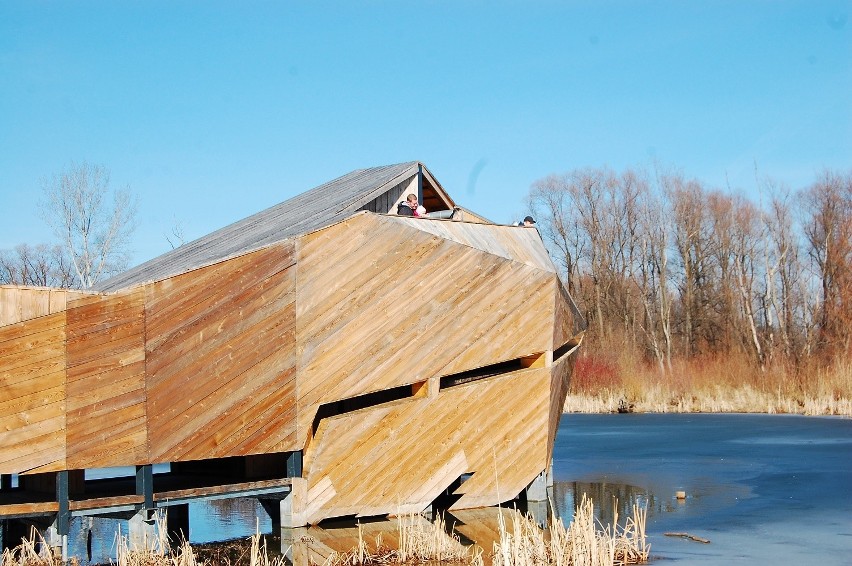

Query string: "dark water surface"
[[32, 414, 852, 564], [553, 413, 852, 564]]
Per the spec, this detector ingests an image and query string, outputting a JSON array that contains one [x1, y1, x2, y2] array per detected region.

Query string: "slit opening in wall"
[[553, 333, 584, 363], [439, 352, 546, 390], [312, 381, 425, 435]]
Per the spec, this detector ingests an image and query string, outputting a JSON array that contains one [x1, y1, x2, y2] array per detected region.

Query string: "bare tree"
[[0, 243, 76, 288], [40, 162, 137, 289], [528, 174, 584, 291], [165, 215, 187, 250], [637, 173, 673, 372], [800, 170, 852, 356]]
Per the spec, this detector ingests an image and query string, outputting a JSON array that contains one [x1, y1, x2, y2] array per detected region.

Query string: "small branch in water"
[[664, 532, 711, 543]]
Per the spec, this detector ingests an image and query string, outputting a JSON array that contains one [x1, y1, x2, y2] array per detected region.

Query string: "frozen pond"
[[552, 413, 852, 564]]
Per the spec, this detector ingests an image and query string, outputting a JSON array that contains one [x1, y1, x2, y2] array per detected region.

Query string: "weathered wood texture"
[[295, 214, 556, 441], [0, 312, 67, 474], [389, 217, 555, 273], [451, 507, 519, 552], [145, 243, 299, 463], [65, 289, 147, 469], [548, 344, 579, 465], [553, 279, 584, 350], [360, 176, 416, 214], [302, 367, 550, 524], [1, 245, 301, 474], [0, 286, 89, 327]]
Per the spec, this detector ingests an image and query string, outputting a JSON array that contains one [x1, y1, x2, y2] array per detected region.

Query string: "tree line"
[[528, 166, 851, 371]]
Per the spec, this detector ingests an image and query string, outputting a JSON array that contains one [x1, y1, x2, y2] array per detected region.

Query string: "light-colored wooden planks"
[[547, 344, 578, 465], [303, 367, 550, 524], [387, 216, 556, 274], [0, 312, 67, 474], [65, 289, 147, 469], [295, 214, 555, 441], [145, 243, 298, 463], [553, 279, 583, 351], [0, 286, 92, 327], [451, 507, 520, 552], [0, 179, 581, 525]]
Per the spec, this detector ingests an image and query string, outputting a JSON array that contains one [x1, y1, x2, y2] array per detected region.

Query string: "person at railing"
[[397, 193, 417, 216]]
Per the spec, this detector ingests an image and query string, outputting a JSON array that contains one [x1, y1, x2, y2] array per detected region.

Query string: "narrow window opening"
[[553, 335, 583, 362], [312, 381, 425, 434], [440, 352, 546, 390]]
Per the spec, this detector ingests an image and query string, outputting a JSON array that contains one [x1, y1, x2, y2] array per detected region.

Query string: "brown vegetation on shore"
[[529, 167, 851, 414], [566, 344, 852, 415]]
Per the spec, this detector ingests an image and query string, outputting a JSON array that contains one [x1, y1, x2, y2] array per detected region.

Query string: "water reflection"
[[282, 506, 524, 566], [191, 498, 272, 542], [553, 480, 658, 526]]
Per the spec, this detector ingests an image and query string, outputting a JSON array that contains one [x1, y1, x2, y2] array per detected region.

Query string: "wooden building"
[[0, 161, 583, 540]]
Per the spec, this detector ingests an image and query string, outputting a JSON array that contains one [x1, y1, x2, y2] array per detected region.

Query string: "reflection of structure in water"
[[552, 481, 660, 527], [283, 506, 533, 566]]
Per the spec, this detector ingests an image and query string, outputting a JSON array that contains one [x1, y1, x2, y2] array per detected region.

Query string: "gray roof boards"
[[96, 161, 438, 292]]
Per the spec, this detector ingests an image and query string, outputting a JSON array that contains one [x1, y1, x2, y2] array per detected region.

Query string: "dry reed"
[[316, 512, 476, 565], [492, 496, 648, 566], [567, 352, 852, 416], [0, 527, 64, 566]]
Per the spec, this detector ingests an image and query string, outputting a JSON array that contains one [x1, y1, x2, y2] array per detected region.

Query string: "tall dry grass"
[[316, 499, 649, 566], [0, 513, 285, 566], [567, 346, 852, 415], [316, 512, 477, 565], [492, 496, 648, 566], [0, 527, 65, 566]]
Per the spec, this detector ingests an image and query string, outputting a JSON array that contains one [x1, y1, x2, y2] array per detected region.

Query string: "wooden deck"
[[0, 162, 584, 530]]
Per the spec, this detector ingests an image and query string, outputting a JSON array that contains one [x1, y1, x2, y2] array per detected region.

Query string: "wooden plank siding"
[[0, 286, 90, 327], [65, 289, 147, 469], [547, 343, 579, 466], [553, 279, 583, 351], [0, 312, 67, 474], [302, 367, 550, 523], [145, 243, 299, 463], [294, 213, 556, 442], [359, 176, 415, 214], [387, 217, 556, 274], [0, 161, 584, 525]]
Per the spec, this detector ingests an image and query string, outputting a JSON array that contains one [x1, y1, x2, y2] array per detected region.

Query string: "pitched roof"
[[95, 161, 443, 292]]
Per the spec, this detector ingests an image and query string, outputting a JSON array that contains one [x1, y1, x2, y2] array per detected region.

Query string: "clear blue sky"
[[1, 1, 849, 266]]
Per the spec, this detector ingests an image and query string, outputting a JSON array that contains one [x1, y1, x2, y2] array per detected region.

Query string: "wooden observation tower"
[[0, 162, 584, 550]]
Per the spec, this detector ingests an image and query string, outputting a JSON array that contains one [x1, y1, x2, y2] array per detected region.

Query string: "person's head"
[[523, 215, 536, 226], [406, 194, 418, 204]]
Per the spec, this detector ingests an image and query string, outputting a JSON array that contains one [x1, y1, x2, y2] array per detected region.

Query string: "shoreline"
[[563, 390, 852, 417]]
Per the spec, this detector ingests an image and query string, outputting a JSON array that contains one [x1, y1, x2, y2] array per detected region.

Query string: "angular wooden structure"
[[0, 162, 583, 527]]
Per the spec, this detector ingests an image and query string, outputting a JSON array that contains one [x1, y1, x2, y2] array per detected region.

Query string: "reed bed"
[[492, 496, 648, 566], [567, 352, 852, 416], [317, 498, 648, 566], [316, 512, 476, 565], [0, 513, 285, 566]]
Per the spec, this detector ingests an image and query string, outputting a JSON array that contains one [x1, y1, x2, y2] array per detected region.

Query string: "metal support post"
[[136, 464, 154, 512]]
